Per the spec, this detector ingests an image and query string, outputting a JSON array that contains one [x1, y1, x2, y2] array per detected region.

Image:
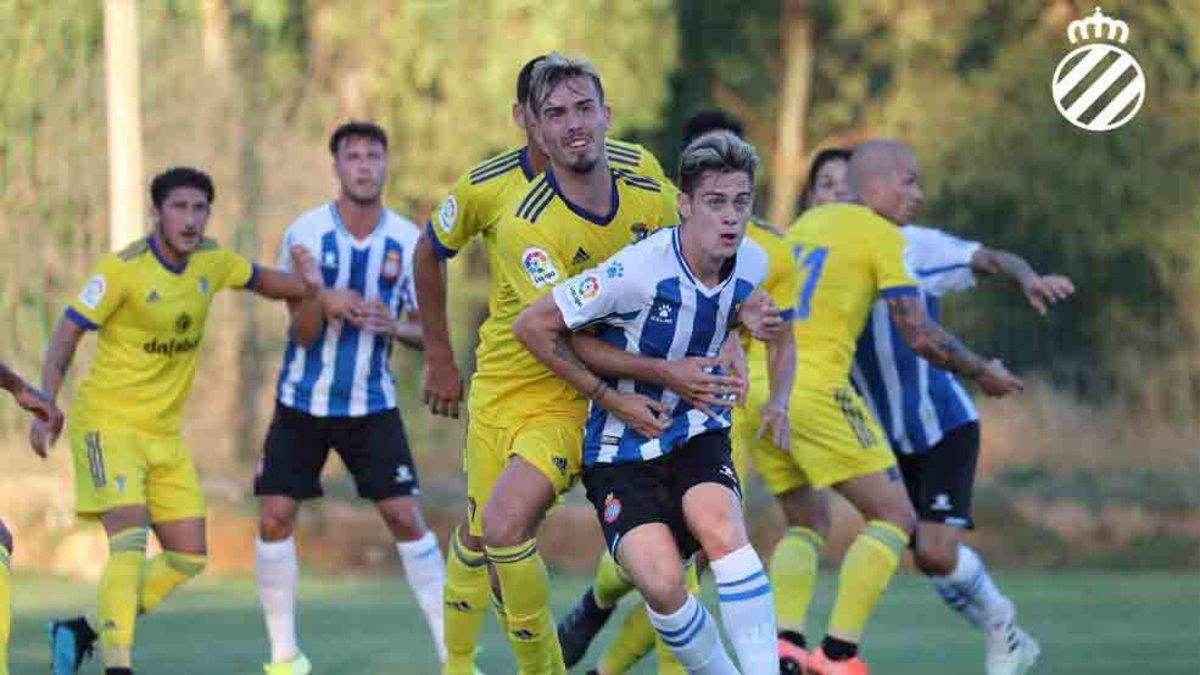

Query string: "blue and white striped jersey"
[[274, 202, 420, 417], [552, 227, 768, 466], [851, 225, 981, 455]]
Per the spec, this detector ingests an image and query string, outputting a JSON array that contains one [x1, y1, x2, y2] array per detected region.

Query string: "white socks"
[[396, 531, 448, 662], [710, 544, 778, 674], [256, 536, 300, 663], [647, 594, 738, 675], [929, 544, 1015, 633]]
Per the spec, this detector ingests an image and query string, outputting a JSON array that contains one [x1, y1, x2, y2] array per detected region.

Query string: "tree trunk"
[[767, 0, 813, 227], [103, 0, 145, 250]]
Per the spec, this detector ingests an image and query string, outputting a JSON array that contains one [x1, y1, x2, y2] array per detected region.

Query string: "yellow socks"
[[591, 550, 634, 609], [442, 529, 490, 675], [0, 541, 10, 675], [99, 527, 148, 668], [139, 551, 206, 614], [770, 526, 824, 637], [486, 539, 564, 674], [826, 520, 908, 643]]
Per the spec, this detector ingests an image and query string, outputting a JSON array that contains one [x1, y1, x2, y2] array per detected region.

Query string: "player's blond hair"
[[679, 130, 759, 194], [527, 52, 605, 117]]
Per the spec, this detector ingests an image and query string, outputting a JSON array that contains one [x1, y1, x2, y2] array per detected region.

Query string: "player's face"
[[808, 158, 851, 207], [534, 76, 610, 175], [153, 186, 210, 256], [334, 135, 387, 205], [679, 170, 754, 260], [872, 153, 924, 224]]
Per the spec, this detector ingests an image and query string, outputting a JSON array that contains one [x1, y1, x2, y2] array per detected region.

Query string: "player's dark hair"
[[516, 55, 548, 105], [681, 109, 745, 147], [527, 53, 605, 117], [328, 121, 388, 157], [800, 147, 852, 210], [678, 131, 758, 195], [150, 167, 215, 208]]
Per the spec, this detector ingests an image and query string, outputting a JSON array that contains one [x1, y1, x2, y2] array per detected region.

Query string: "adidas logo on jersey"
[[572, 247, 590, 265]]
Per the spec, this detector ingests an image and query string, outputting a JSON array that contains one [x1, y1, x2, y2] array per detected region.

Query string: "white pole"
[[104, 0, 145, 250]]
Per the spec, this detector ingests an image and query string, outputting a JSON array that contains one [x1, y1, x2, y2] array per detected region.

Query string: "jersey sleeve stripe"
[[879, 285, 919, 299], [620, 176, 662, 193], [469, 157, 521, 185], [243, 264, 261, 291], [915, 263, 971, 277], [424, 221, 459, 259], [604, 142, 640, 161], [515, 180, 553, 220], [65, 306, 99, 331], [469, 149, 521, 177], [526, 187, 557, 222]]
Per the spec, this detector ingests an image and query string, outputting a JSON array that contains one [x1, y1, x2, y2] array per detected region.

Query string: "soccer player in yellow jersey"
[[32, 168, 351, 675], [779, 140, 1022, 675], [0, 361, 63, 675], [473, 54, 681, 674], [413, 55, 676, 675]]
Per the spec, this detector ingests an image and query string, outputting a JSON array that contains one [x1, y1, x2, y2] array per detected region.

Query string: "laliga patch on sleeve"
[[565, 274, 602, 310], [78, 274, 107, 310], [438, 195, 458, 234], [522, 247, 560, 288]]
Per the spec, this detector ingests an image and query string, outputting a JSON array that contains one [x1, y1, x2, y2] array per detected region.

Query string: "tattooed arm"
[[514, 295, 670, 438], [886, 294, 1023, 397], [40, 315, 87, 401]]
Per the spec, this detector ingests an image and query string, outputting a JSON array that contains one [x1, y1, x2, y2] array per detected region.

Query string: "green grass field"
[[7, 571, 1197, 674]]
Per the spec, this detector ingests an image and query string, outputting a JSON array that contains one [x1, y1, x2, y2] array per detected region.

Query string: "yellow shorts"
[[69, 423, 205, 523], [753, 384, 895, 494], [730, 376, 775, 482], [464, 412, 582, 537]]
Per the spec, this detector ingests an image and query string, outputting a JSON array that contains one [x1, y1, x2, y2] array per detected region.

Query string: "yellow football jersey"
[[66, 236, 255, 436], [739, 217, 799, 386], [475, 167, 680, 423], [785, 204, 918, 385]]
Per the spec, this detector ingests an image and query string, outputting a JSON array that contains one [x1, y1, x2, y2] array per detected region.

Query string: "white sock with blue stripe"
[[396, 531, 447, 663], [711, 544, 778, 673], [646, 594, 737, 674], [929, 544, 1014, 633]]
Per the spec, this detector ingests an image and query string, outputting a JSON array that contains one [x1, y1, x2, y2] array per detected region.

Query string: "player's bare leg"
[[682, 483, 778, 673], [770, 485, 830, 672], [256, 496, 309, 674], [916, 522, 1039, 675], [808, 469, 914, 673], [375, 496, 447, 663], [481, 456, 563, 674]]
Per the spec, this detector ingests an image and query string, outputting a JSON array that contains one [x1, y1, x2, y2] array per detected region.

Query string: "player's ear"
[[676, 190, 691, 220], [512, 102, 524, 129]]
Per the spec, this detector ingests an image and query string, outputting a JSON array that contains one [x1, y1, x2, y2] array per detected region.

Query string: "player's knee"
[[164, 550, 208, 578], [868, 497, 917, 537], [380, 500, 425, 541], [258, 511, 296, 542], [638, 562, 687, 614], [690, 510, 748, 560], [914, 539, 956, 577], [481, 501, 535, 548]]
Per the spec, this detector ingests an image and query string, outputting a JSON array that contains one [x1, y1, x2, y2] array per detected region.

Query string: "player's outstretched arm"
[[970, 247, 1076, 316], [30, 316, 85, 456], [1, 360, 63, 437], [413, 234, 462, 417], [515, 296, 670, 438], [886, 294, 1024, 398], [570, 332, 742, 418]]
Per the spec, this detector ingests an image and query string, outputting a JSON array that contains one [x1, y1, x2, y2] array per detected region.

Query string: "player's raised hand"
[[658, 356, 743, 419], [349, 299, 395, 334], [1022, 274, 1076, 316], [757, 401, 790, 451], [977, 358, 1024, 398], [600, 391, 671, 438], [738, 290, 783, 341], [289, 244, 322, 288], [422, 355, 463, 418]]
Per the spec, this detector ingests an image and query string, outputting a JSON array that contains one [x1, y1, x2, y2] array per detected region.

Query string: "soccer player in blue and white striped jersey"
[[252, 122, 446, 675], [851, 223, 1073, 675], [515, 131, 782, 675]]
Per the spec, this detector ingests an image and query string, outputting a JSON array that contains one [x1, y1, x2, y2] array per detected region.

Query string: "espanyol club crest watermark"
[[1051, 8, 1145, 132]]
